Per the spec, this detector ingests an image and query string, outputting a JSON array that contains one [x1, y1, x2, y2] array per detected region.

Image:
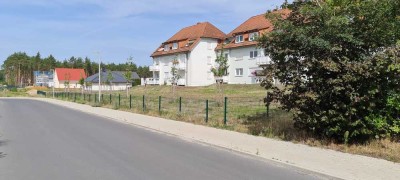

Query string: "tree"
[[64, 73, 71, 92], [84, 57, 93, 75], [106, 71, 114, 91], [78, 76, 85, 96], [212, 47, 229, 101], [123, 56, 134, 97], [258, 0, 400, 143], [170, 58, 180, 97]]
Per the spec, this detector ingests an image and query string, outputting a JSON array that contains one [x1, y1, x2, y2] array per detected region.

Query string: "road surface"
[[0, 99, 324, 180]]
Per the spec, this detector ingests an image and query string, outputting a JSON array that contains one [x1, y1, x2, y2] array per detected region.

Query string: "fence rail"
[[44, 91, 281, 127]]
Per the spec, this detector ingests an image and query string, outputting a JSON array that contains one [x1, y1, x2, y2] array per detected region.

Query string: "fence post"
[[84, 94, 86, 101], [267, 103, 270, 117], [142, 95, 145, 112], [89, 94, 91, 102], [95, 93, 97, 103], [101, 94, 104, 103], [130, 95, 132, 109], [224, 97, 227, 125], [205, 99, 209, 123], [159, 96, 161, 114], [179, 97, 182, 113], [110, 94, 112, 104], [118, 94, 121, 107], [74, 93, 76, 102]]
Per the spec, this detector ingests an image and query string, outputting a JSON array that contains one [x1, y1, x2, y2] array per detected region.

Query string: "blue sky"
[[0, 0, 288, 66]]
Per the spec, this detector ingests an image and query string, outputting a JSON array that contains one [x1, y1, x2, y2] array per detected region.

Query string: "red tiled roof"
[[151, 22, 225, 57], [227, 9, 290, 37], [217, 9, 290, 50], [167, 22, 225, 42], [55, 68, 86, 81]]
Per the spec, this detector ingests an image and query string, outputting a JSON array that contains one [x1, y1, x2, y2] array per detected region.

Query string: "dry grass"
[[47, 84, 400, 163]]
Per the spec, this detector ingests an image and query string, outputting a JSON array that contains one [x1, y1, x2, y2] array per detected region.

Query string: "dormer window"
[[235, 35, 244, 43], [186, 40, 195, 47], [249, 32, 259, 41], [172, 42, 178, 50], [164, 44, 170, 51]]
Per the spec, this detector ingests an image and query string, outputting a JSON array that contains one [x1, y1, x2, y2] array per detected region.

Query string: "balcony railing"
[[145, 78, 160, 85], [178, 79, 186, 86], [256, 56, 272, 65], [149, 65, 160, 71], [177, 63, 186, 70]]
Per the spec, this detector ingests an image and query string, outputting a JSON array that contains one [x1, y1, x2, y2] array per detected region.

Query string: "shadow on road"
[[0, 140, 8, 158]]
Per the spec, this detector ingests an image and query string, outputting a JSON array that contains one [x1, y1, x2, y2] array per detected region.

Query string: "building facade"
[[149, 22, 226, 86], [149, 10, 288, 86], [85, 71, 140, 91], [54, 68, 86, 89]]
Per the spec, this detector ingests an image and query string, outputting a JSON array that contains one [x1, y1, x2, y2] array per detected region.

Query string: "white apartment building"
[[149, 9, 288, 86], [149, 22, 226, 86], [215, 10, 289, 84]]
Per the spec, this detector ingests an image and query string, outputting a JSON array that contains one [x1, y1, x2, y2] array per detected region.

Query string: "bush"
[[259, 0, 400, 143]]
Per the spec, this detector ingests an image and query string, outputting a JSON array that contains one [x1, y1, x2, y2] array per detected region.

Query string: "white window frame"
[[235, 35, 244, 43], [172, 42, 178, 50], [207, 42, 213, 50], [249, 32, 259, 41], [235, 68, 243, 77], [235, 56, 243, 61], [164, 44, 170, 51], [250, 50, 258, 59]]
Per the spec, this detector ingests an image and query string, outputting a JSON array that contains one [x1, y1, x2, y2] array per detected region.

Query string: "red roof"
[[227, 9, 290, 37], [217, 9, 291, 50], [151, 22, 225, 57], [166, 22, 226, 42], [55, 68, 86, 81]]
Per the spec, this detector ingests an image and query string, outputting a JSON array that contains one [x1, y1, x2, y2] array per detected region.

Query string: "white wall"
[[187, 38, 218, 86], [87, 83, 130, 91], [151, 38, 218, 87], [152, 53, 187, 85], [223, 46, 265, 84], [54, 72, 84, 89]]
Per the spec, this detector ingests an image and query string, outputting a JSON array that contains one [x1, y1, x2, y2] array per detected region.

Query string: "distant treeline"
[[1, 52, 152, 86]]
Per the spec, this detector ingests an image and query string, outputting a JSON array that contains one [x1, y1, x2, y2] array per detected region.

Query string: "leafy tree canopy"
[[259, 0, 400, 142]]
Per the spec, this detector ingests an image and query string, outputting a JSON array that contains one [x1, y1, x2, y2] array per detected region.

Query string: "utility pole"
[[96, 51, 102, 102]]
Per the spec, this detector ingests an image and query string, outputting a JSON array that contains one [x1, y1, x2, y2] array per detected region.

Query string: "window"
[[235, 68, 243, 76], [164, 44, 170, 51], [207, 42, 213, 50], [249, 32, 259, 41], [207, 56, 212, 65], [235, 35, 244, 43], [250, 51, 258, 59], [172, 43, 178, 50]]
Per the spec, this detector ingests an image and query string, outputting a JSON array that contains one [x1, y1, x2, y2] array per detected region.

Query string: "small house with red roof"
[[149, 22, 226, 86], [54, 68, 87, 89]]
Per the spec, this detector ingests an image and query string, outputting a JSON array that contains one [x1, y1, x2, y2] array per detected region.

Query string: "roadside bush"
[[259, 0, 400, 143]]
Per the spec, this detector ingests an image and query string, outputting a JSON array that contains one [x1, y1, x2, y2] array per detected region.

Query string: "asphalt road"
[[0, 99, 323, 180]]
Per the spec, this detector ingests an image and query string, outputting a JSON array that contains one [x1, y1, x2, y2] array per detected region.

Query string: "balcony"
[[149, 65, 160, 71], [177, 63, 186, 70], [177, 79, 186, 86], [145, 78, 160, 85], [256, 56, 272, 65]]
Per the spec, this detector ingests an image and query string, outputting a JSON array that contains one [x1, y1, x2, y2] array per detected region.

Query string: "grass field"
[[5, 84, 400, 162]]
